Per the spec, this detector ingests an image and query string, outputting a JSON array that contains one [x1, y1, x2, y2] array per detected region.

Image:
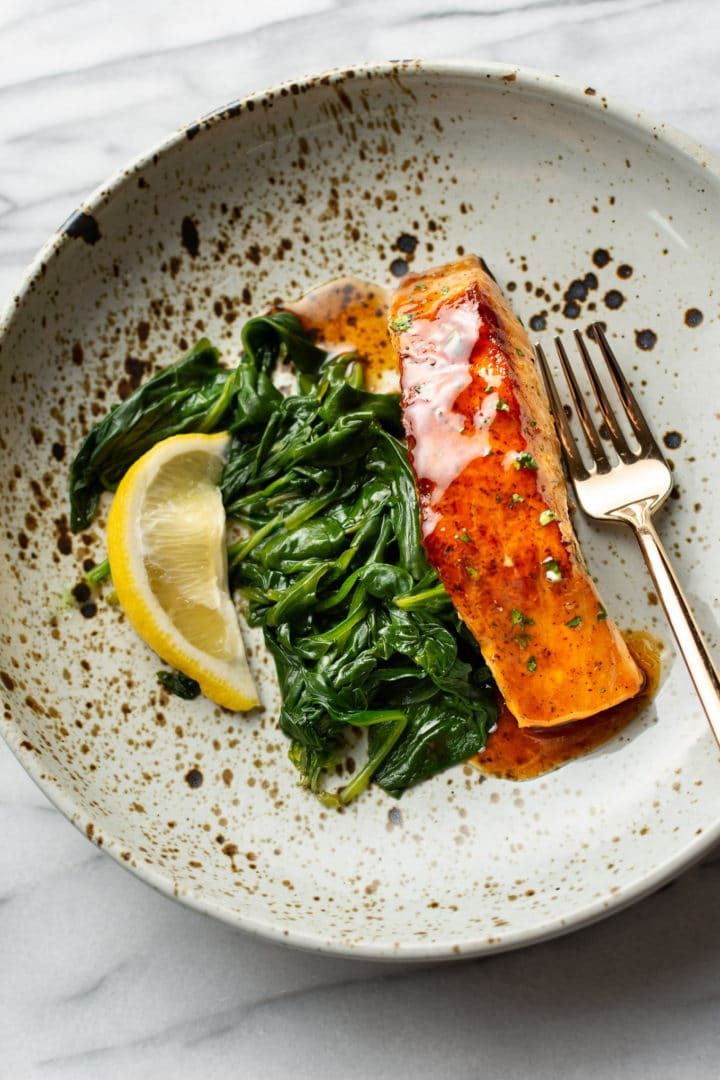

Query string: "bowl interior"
[[2, 63, 719, 957]]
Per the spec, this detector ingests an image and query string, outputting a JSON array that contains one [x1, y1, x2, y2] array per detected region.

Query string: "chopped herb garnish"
[[543, 559, 562, 583], [413, 385, 423, 393], [539, 509, 556, 526], [597, 608, 607, 621], [391, 314, 413, 332], [511, 609, 535, 627], [527, 656, 537, 672], [495, 493, 503, 503], [515, 633, 531, 649], [458, 530, 472, 543], [496, 398, 510, 412], [85, 558, 111, 585], [441, 285, 450, 295], [445, 329, 462, 354], [465, 564, 478, 578], [510, 492, 524, 505], [514, 452, 538, 470], [414, 283, 427, 291], [566, 615, 583, 629], [515, 347, 526, 357], [484, 385, 494, 393]]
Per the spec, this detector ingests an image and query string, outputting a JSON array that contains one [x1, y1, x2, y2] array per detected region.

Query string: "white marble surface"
[[2, 1, 720, 1077]]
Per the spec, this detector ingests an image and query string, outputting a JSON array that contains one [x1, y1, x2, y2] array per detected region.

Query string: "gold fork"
[[535, 323, 720, 743]]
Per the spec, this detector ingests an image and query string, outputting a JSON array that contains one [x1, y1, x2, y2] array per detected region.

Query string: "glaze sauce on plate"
[[475, 630, 662, 780], [281, 277, 661, 781], [282, 276, 396, 392]]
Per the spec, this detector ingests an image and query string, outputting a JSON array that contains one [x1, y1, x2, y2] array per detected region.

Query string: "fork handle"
[[624, 507, 720, 744]]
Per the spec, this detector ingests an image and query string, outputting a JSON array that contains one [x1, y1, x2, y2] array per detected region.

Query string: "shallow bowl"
[[2, 61, 719, 958]]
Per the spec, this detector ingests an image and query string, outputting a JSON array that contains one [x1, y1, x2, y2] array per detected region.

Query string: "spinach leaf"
[[372, 695, 493, 797], [258, 519, 347, 569], [69, 339, 229, 530], [241, 311, 328, 375], [357, 563, 413, 600], [157, 669, 201, 700]]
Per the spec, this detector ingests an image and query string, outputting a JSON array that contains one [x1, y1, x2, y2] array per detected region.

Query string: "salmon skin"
[[389, 256, 644, 727]]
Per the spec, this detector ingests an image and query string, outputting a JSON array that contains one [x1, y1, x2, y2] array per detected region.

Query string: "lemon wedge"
[[106, 431, 258, 711]]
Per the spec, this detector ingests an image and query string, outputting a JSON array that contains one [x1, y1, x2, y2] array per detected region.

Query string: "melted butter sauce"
[[279, 275, 662, 782], [401, 295, 513, 525], [474, 630, 663, 780], [402, 299, 497, 530]]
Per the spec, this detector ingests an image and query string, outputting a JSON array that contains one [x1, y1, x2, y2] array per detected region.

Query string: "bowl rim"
[[2, 58, 720, 960]]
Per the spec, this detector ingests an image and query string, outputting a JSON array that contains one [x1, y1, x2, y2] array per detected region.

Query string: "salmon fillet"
[[389, 255, 644, 727]]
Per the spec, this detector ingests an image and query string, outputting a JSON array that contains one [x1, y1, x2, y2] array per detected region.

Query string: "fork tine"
[[592, 323, 659, 454], [534, 343, 590, 480], [574, 329, 635, 465], [554, 336, 612, 473]]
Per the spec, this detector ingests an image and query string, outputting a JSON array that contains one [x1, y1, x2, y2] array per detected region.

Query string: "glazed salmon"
[[389, 256, 644, 727]]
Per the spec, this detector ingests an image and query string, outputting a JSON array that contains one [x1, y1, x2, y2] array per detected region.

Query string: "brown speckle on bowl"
[[592, 248, 612, 268], [181, 216, 200, 258], [635, 329, 658, 350], [185, 767, 204, 788], [62, 210, 101, 245], [604, 289, 625, 310]]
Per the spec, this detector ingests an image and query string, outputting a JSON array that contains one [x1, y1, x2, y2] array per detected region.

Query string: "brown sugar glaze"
[[280, 277, 661, 781], [475, 630, 662, 780], [281, 276, 396, 392]]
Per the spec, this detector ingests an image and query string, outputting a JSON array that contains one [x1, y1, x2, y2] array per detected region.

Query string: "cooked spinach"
[[157, 669, 201, 700], [70, 313, 497, 802], [69, 339, 232, 531]]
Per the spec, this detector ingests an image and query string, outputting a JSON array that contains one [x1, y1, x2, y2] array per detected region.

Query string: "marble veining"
[[2, 1, 720, 1077]]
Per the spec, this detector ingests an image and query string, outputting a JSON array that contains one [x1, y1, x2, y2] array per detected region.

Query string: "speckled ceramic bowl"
[[2, 61, 719, 959]]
